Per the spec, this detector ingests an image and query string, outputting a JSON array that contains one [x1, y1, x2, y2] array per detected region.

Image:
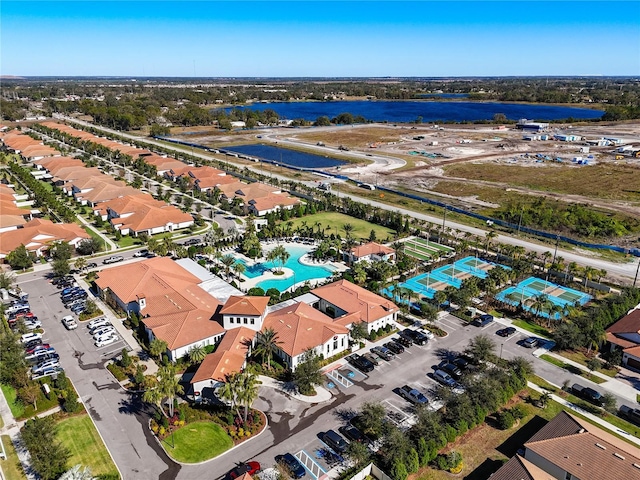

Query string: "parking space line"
[[295, 449, 326, 480]]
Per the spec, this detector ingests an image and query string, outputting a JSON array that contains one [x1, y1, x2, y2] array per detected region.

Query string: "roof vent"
[[614, 453, 625, 460], [578, 428, 585, 433], [595, 443, 606, 450], [632, 463, 640, 470]]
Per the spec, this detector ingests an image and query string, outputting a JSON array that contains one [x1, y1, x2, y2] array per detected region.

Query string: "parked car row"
[[60, 285, 89, 315], [20, 333, 64, 380], [6, 300, 42, 332], [87, 317, 119, 347], [431, 355, 468, 394]]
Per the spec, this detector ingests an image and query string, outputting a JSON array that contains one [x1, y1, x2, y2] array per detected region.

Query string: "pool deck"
[[236, 241, 348, 292]]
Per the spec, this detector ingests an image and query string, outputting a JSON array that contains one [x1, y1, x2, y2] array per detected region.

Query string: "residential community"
[[1, 108, 640, 480]]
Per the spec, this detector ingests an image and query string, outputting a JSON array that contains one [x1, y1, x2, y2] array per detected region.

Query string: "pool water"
[[235, 245, 335, 292]]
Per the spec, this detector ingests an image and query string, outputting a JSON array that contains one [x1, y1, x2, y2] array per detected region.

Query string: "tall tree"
[[157, 364, 184, 418], [465, 334, 496, 364], [253, 328, 283, 370], [293, 349, 323, 395], [7, 244, 33, 270], [267, 245, 290, 274], [238, 371, 259, 423], [149, 338, 168, 361]]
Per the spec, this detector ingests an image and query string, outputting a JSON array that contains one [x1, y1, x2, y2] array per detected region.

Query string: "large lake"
[[224, 100, 603, 123]]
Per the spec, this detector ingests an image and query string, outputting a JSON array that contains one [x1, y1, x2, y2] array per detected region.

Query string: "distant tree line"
[[4, 77, 640, 123]]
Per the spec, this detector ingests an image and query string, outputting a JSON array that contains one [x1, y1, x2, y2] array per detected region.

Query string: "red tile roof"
[[190, 327, 255, 384], [312, 279, 399, 324], [0, 219, 90, 255], [262, 303, 348, 358], [350, 242, 395, 258], [220, 296, 270, 316]]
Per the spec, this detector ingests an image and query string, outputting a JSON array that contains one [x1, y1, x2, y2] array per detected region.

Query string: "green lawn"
[[56, 414, 119, 478], [1, 435, 27, 480], [511, 319, 551, 338], [1, 384, 23, 419], [282, 212, 395, 242], [116, 235, 144, 248], [557, 350, 619, 378], [1, 383, 60, 420], [160, 421, 233, 463]]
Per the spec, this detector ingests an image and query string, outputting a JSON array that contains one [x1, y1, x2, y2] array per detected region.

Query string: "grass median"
[[56, 414, 119, 478], [1, 435, 27, 480], [160, 421, 233, 463]]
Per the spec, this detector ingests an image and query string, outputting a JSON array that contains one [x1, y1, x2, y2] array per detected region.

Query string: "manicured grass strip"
[[540, 355, 605, 384], [405, 240, 439, 255], [1, 384, 23, 420], [160, 421, 233, 463], [511, 319, 551, 338], [56, 414, 119, 477], [1, 435, 27, 480], [557, 350, 619, 378]]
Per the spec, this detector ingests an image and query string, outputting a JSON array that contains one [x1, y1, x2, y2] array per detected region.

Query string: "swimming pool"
[[235, 245, 336, 292]]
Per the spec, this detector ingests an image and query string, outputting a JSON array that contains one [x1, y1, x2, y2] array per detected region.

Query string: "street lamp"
[[634, 256, 640, 288], [500, 343, 504, 360]]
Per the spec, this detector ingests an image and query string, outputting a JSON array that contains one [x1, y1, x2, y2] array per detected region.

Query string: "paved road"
[[53, 115, 640, 284]]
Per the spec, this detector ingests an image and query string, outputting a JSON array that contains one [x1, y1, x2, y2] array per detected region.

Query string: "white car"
[[417, 327, 435, 340], [92, 325, 115, 338], [62, 315, 78, 330], [88, 318, 110, 331], [95, 334, 118, 348], [21, 332, 42, 344]]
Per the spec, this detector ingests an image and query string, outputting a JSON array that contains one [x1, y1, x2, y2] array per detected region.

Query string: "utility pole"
[[634, 256, 640, 288], [517, 207, 524, 235]]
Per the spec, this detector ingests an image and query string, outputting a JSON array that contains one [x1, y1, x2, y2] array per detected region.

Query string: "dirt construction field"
[[172, 120, 640, 230]]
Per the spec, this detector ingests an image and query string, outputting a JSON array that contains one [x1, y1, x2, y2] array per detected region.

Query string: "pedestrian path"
[[75, 215, 116, 251]]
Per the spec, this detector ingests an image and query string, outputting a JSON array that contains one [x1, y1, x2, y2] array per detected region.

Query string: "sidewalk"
[[528, 381, 640, 447], [75, 214, 116, 251]]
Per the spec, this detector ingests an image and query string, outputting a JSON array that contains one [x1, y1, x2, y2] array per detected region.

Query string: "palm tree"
[[538, 392, 551, 409], [219, 372, 243, 422], [187, 345, 207, 365], [484, 230, 498, 255], [149, 338, 168, 361], [237, 372, 259, 424], [73, 257, 86, 272], [158, 364, 184, 418], [232, 261, 246, 279], [221, 255, 235, 279], [254, 328, 282, 370], [547, 303, 564, 327], [267, 245, 290, 274], [0, 271, 16, 290], [531, 293, 551, 320], [142, 381, 164, 416]]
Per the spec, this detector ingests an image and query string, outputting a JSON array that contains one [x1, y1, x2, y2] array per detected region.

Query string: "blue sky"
[[2, 1, 639, 77]]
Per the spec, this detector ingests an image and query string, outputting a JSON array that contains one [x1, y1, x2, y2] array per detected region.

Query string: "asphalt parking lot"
[[13, 272, 636, 480]]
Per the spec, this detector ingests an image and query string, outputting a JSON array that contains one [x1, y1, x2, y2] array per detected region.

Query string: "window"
[[229, 318, 234, 324], [333, 339, 338, 350], [250, 319, 255, 325], [327, 344, 330, 353], [243, 318, 248, 324], [341, 338, 344, 347]]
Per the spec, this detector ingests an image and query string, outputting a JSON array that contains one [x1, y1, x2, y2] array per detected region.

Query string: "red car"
[[25, 343, 51, 355], [226, 461, 261, 479]]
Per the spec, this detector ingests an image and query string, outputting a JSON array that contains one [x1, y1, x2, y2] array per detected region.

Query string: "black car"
[[275, 453, 306, 479], [394, 336, 412, 348], [322, 429, 348, 454], [86, 262, 98, 269], [452, 356, 470, 370], [347, 354, 375, 373], [384, 341, 404, 355], [403, 328, 430, 345], [182, 238, 201, 246], [339, 425, 365, 443], [496, 327, 517, 337], [571, 383, 603, 406], [438, 361, 463, 380], [472, 314, 494, 327]]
